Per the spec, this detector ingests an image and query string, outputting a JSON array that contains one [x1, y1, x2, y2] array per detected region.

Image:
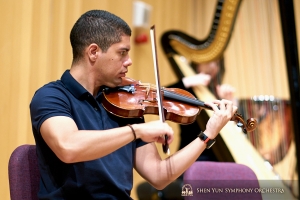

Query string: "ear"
[[88, 43, 99, 62]]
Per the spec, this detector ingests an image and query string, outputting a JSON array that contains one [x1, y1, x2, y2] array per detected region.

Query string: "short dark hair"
[[70, 10, 131, 63]]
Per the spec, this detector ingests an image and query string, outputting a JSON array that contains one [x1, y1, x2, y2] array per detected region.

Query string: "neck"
[[70, 64, 101, 97]]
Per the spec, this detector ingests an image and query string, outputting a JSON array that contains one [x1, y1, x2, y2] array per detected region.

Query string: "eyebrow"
[[119, 47, 130, 52]]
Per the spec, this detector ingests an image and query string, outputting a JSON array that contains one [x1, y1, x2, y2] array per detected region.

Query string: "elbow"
[[152, 178, 183, 191], [153, 185, 167, 191], [54, 143, 79, 163], [149, 181, 169, 191], [149, 176, 180, 190], [58, 152, 76, 164]]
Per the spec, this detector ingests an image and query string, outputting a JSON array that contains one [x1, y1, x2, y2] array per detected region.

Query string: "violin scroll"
[[232, 113, 257, 134]]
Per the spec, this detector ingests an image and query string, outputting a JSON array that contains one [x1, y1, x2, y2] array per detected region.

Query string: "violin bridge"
[[140, 83, 158, 103], [146, 85, 150, 96], [138, 99, 157, 105]]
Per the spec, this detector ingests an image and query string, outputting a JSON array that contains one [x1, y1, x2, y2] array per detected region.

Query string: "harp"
[[161, 0, 299, 198]]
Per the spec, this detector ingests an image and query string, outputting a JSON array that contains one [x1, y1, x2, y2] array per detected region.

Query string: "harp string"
[[233, 0, 296, 193]]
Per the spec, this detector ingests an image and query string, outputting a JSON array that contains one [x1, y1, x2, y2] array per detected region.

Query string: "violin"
[[102, 77, 257, 134]]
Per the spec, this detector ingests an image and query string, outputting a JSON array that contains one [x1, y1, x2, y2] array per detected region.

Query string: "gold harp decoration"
[[169, 0, 241, 63]]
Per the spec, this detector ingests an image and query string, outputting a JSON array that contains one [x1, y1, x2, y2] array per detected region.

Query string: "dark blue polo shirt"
[[30, 70, 146, 200]]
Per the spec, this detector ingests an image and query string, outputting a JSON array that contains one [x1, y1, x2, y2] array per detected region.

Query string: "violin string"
[[138, 81, 214, 114], [163, 90, 202, 104], [139, 83, 196, 101]]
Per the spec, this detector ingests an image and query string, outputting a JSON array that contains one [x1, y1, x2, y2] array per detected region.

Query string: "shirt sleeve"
[[30, 83, 72, 134]]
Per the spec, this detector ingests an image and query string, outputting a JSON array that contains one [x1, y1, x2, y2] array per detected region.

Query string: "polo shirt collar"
[[61, 70, 90, 99]]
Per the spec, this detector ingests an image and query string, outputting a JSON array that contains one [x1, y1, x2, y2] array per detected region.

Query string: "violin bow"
[[150, 25, 170, 155]]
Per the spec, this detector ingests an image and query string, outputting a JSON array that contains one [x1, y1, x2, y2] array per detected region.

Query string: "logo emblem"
[[181, 184, 193, 196]]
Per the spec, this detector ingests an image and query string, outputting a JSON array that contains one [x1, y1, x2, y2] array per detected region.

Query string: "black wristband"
[[127, 124, 136, 141], [198, 131, 216, 149]]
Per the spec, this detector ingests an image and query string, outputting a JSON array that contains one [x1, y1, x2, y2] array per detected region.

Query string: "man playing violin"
[[30, 9, 237, 199]]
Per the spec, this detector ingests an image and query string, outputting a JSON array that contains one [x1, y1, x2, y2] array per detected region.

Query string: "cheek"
[[210, 70, 218, 77]]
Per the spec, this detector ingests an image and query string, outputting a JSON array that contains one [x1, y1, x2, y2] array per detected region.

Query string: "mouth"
[[119, 71, 127, 77]]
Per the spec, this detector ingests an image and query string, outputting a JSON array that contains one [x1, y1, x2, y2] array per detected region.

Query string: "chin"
[[113, 77, 123, 87]]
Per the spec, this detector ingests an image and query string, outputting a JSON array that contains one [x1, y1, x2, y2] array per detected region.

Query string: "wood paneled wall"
[[1, 0, 299, 199]]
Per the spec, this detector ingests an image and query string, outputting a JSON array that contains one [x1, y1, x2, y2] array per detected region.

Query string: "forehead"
[[108, 35, 131, 51], [199, 61, 219, 68]]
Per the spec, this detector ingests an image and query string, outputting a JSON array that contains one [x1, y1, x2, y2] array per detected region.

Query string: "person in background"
[[30, 10, 236, 200], [173, 58, 237, 161]]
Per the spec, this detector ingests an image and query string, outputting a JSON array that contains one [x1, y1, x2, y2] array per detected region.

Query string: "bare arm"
[[134, 139, 205, 190], [40, 117, 174, 163], [134, 99, 237, 190]]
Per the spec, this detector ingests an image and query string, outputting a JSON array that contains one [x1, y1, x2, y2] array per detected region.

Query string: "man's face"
[[96, 35, 132, 87]]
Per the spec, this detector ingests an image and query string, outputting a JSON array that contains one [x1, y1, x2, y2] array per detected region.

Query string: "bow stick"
[[150, 25, 170, 155]]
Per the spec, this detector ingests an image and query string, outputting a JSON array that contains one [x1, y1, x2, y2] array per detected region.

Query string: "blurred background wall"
[[1, 0, 300, 199]]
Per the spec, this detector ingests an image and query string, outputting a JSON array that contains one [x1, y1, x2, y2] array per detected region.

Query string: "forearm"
[[136, 137, 206, 190], [136, 99, 236, 190]]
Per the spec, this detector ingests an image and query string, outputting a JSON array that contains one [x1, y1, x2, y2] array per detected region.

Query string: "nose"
[[124, 57, 133, 68]]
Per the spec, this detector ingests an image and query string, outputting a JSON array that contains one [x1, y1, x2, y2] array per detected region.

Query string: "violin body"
[[102, 77, 200, 124], [102, 77, 257, 133]]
